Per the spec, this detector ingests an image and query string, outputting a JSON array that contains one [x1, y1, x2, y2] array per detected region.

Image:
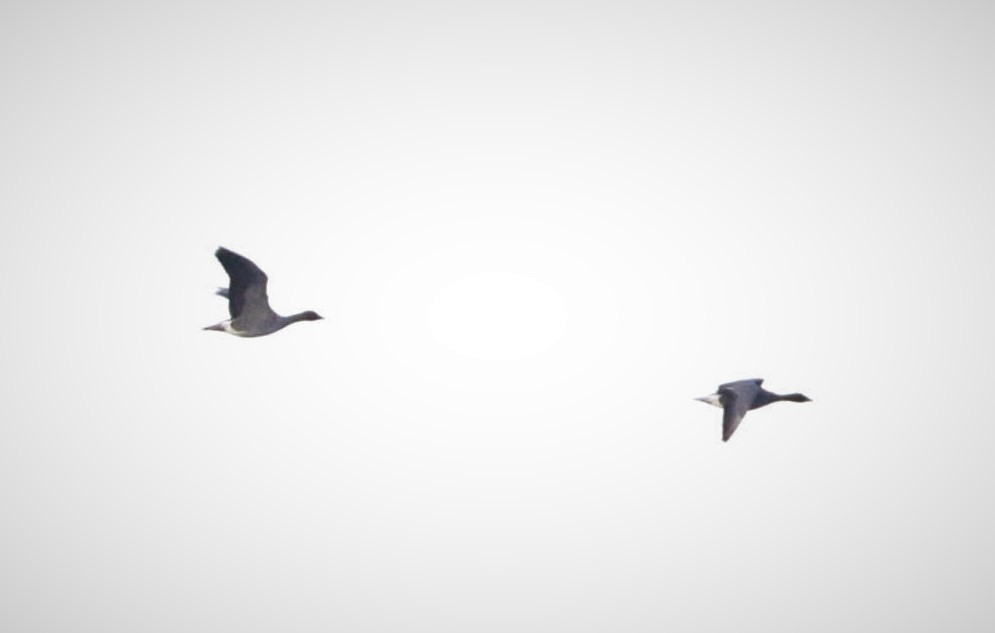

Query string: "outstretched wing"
[[719, 380, 761, 442], [720, 378, 763, 390], [214, 247, 271, 319]]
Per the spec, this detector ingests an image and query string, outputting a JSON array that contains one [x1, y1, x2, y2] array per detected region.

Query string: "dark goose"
[[203, 247, 322, 337], [697, 378, 811, 442]]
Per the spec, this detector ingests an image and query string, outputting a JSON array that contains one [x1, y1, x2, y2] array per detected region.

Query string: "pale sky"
[[2, 2, 994, 631]]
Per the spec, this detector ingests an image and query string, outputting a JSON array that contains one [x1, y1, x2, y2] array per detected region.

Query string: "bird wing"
[[719, 381, 760, 442], [720, 378, 763, 390], [214, 247, 272, 319]]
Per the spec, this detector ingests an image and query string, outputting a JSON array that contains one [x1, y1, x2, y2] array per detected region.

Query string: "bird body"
[[204, 247, 322, 337], [697, 378, 810, 442]]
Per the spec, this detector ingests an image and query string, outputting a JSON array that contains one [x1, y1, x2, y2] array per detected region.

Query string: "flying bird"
[[203, 247, 323, 337], [696, 378, 811, 442]]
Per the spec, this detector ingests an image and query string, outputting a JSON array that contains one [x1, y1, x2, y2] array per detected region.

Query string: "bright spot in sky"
[[427, 272, 568, 360]]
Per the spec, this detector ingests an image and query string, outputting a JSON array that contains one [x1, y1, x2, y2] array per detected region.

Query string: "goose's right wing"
[[214, 247, 271, 319], [719, 381, 760, 442]]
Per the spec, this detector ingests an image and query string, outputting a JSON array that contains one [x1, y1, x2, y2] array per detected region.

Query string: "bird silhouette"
[[697, 378, 811, 441], [203, 247, 322, 337]]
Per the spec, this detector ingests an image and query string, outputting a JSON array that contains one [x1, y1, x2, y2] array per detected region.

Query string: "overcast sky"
[[2, 2, 994, 631]]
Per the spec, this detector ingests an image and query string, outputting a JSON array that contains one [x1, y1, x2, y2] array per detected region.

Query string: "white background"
[[2, 1, 993, 631]]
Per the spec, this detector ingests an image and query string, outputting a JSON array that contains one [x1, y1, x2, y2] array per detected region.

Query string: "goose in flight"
[[204, 247, 322, 337], [697, 378, 811, 442]]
